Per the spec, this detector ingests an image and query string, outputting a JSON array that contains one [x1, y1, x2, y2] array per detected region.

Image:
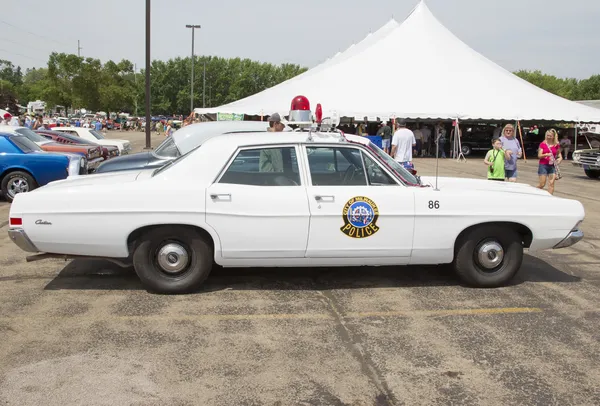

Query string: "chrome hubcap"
[[156, 243, 189, 274], [476, 241, 504, 269], [8, 177, 29, 198]]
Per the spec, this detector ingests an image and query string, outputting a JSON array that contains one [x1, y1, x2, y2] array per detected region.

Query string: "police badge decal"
[[340, 196, 380, 238]]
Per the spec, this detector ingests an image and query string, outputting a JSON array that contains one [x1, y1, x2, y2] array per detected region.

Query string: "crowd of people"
[[1, 108, 569, 195], [483, 124, 563, 194], [337, 117, 565, 196]]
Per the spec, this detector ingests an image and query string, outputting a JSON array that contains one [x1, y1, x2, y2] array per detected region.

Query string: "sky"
[[1, 0, 599, 79]]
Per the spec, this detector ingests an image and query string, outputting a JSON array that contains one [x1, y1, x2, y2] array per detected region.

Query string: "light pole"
[[185, 24, 201, 113], [145, 0, 151, 150]]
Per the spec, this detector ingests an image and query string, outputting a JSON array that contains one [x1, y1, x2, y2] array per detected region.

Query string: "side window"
[[219, 147, 300, 186], [362, 152, 397, 185], [306, 147, 367, 186]]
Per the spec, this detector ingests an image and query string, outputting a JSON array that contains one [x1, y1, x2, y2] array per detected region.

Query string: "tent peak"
[[400, 0, 432, 25]]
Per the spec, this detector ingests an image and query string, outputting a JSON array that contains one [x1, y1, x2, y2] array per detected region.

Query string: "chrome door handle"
[[210, 193, 231, 199], [315, 195, 334, 202]]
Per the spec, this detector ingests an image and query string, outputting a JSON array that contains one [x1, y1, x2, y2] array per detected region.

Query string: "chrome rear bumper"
[[553, 229, 584, 249], [8, 228, 39, 252]]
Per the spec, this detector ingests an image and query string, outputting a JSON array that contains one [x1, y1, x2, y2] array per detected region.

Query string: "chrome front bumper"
[[8, 228, 39, 252], [553, 229, 584, 249]]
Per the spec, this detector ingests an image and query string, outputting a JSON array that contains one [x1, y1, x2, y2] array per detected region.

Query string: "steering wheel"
[[342, 165, 357, 185]]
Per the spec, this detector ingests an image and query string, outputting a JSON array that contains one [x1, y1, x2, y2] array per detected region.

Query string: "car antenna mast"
[[434, 127, 441, 191]]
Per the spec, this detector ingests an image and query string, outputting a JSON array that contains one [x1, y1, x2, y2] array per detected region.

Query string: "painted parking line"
[[0, 307, 543, 323]]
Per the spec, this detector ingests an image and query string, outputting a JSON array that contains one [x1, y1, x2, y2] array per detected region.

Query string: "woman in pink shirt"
[[537, 129, 562, 195]]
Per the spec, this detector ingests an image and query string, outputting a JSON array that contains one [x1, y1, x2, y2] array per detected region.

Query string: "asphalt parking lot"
[[1, 131, 599, 405]]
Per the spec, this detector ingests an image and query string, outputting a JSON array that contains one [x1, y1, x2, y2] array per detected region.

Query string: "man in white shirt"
[[391, 119, 416, 164]]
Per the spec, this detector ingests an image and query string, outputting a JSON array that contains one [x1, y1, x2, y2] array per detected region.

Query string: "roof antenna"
[[434, 123, 441, 191]]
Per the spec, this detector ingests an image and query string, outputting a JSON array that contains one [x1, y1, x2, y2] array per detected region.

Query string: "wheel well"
[[455, 222, 533, 251], [0, 168, 36, 185], [126, 224, 215, 256]]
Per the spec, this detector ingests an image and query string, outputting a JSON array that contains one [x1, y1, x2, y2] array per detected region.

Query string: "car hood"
[[419, 176, 552, 197], [97, 139, 127, 146], [96, 151, 168, 173], [31, 150, 80, 160]]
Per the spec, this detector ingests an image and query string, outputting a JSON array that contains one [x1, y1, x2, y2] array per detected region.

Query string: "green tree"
[[3, 53, 308, 115]]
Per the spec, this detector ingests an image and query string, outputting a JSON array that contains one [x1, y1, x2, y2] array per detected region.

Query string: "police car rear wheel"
[[133, 226, 212, 294], [453, 225, 523, 287]]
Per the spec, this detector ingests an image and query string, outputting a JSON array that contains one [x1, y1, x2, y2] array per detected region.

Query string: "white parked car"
[[55, 127, 132, 154], [96, 120, 290, 173], [7, 128, 584, 294]]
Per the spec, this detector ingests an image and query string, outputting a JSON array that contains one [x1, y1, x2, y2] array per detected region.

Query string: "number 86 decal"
[[428, 200, 440, 209]]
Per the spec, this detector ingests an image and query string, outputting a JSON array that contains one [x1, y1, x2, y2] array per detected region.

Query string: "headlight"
[[68, 157, 81, 176], [573, 152, 580, 162], [80, 158, 86, 168]]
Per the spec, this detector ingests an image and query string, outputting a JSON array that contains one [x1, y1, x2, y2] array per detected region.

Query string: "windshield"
[[89, 130, 105, 140], [154, 136, 180, 158], [15, 127, 49, 143], [10, 135, 43, 153], [366, 141, 420, 185]]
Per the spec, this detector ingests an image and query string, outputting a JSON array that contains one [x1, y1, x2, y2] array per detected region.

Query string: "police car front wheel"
[[453, 225, 523, 288]]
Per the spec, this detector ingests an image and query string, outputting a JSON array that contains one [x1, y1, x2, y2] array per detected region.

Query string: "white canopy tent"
[[195, 0, 600, 123]]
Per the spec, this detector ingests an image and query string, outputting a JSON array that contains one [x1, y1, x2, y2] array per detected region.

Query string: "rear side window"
[[9, 136, 42, 153], [154, 137, 180, 158], [219, 147, 300, 186]]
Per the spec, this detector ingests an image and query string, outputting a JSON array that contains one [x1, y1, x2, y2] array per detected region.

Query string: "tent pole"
[[517, 120, 526, 162], [455, 117, 466, 162], [575, 121, 579, 152]]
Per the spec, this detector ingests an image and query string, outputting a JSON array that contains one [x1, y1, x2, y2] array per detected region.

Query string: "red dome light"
[[291, 95, 310, 111], [315, 103, 323, 123]]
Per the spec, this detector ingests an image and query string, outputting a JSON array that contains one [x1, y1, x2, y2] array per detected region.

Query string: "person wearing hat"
[[377, 121, 392, 154], [1, 113, 11, 125], [260, 112, 286, 172], [267, 113, 285, 132]]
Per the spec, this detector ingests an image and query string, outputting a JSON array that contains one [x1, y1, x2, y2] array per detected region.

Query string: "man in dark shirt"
[[377, 121, 392, 154]]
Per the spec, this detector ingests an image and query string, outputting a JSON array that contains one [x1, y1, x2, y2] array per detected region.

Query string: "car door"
[[303, 145, 415, 260], [206, 145, 310, 259]]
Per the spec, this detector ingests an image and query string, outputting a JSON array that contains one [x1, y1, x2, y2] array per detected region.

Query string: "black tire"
[[132, 226, 213, 294], [453, 225, 523, 287], [1, 171, 37, 203], [461, 145, 472, 156], [584, 169, 600, 179]]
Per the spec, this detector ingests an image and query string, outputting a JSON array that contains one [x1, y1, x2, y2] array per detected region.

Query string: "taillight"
[[9, 217, 22, 226]]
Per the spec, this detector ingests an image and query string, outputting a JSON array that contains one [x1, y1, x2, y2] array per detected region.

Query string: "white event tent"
[[195, 0, 600, 123]]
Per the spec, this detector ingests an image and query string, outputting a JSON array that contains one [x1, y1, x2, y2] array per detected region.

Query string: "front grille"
[[578, 152, 600, 166]]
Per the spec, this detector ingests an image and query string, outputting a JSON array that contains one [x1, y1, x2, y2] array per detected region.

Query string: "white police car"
[[8, 96, 585, 293]]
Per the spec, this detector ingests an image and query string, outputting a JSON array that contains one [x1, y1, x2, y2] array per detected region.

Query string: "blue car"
[[0, 132, 72, 202]]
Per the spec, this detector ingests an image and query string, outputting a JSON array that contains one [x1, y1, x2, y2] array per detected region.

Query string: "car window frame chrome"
[[301, 143, 404, 187], [213, 143, 304, 186]]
